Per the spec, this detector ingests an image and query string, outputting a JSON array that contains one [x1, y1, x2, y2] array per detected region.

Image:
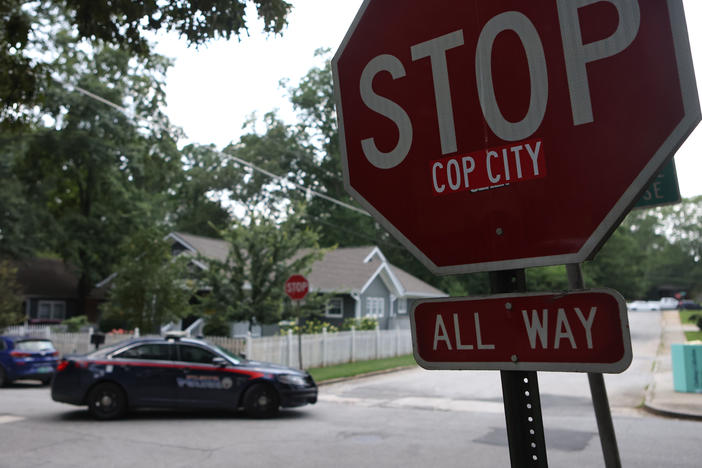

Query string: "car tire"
[[40, 376, 52, 386], [242, 383, 279, 418], [0, 367, 7, 388], [87, 382, 127, 420]]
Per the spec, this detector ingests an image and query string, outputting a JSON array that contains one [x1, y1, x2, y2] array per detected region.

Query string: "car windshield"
[[214, 345, 245, 364], [15, 340, 55, 352]]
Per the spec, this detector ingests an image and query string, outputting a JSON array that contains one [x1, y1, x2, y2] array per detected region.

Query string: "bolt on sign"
[[333, 0, 700, 274], [410, 290, 632, 373]]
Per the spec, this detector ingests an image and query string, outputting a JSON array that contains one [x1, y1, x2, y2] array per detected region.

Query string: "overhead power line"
[[56, 78, 370, 217]]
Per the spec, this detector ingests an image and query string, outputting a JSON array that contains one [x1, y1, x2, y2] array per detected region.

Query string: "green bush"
[[341, 317, 378, 331], [98, 309, 135, 333], [203, 315, 230, 336], [61, 315, 89, 332], [280, 319, 339, 335]]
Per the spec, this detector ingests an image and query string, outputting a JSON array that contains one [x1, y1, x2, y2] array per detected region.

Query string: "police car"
[[51, 333, 317, 420]]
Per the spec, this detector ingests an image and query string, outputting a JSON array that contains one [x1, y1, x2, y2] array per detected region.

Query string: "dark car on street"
[[678, 300, 702, 310], [51, 334, 317, 420], [0, 336, 59, 387]]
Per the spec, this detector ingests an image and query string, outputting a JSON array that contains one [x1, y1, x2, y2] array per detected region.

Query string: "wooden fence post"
[[375, 324, 381, 359], [246, 331, 253, 360], [351, 326, 356, 363], [287, 329, 294, 367]]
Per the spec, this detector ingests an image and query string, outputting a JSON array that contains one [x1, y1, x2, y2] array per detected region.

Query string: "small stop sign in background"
[[285, 275, 309, 301]]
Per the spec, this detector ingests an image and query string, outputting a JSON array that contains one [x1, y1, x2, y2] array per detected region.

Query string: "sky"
[[156, 0, 702, 198]]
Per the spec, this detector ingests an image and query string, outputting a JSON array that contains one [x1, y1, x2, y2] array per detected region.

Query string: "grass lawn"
[[679, 310, 702, 341], [308, 354, 417, 383]]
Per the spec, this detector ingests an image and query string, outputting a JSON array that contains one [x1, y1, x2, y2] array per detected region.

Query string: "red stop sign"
[[333, 0, 700, 274], [285, 275, 309, 301]]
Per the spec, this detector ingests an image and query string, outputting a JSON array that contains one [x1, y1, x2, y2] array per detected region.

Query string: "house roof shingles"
[[172, 232, 230, 262], [14, 258, 79, 298], [170, 233, 446, 298]]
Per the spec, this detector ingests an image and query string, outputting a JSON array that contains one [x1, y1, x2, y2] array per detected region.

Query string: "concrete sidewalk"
[[643, 310, 702, 420]]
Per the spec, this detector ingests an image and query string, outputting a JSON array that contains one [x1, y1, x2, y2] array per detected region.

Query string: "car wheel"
[[87, 383, 127, 420], [40, 377, 52, 386], [0, 367, 7, 387], [242, 383, 279, 418]]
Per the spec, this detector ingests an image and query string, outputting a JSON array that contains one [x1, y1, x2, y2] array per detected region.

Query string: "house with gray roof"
[[10, 258, 102, 324], [167, 232, 447, 331]]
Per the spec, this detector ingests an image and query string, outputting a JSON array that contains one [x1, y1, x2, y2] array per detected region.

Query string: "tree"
[[1, 0, 293, 125], [100, 227, 194, 334], [197, 205, 325, 328], [526, 265, 569, 292], [10, 35, 185, 315], [172, 143, 235, 238], [0, 259, 23, 328], [231, 52, 490, 297], [0, 134, 54, 258], [645, 197, 702, 298]]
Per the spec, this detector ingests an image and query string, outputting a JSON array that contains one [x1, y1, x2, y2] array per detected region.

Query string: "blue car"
[[51, 334, 317, 420], [0, 336, 59, 387]]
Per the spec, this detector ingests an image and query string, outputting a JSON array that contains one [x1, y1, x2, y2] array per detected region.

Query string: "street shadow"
[[475, 426, 596, 452], [0, 380, 48, 389], [54, 407, 314, 422]]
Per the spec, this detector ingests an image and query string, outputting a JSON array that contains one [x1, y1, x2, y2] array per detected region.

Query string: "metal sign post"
[[285, 275, 309, 369], [491, 269, 548, 468], [567, 264, 622, 468]]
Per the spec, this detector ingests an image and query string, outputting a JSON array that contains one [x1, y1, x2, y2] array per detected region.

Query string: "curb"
[[641, 311, 702, 421], [317, 365, 416, 386], [642, 401, 702, 421]]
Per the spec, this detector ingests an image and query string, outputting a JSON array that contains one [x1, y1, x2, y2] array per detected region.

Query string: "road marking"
[[387, 397, 505, 414], [319, 394, 504, 414], [0, 415, 24, 424]]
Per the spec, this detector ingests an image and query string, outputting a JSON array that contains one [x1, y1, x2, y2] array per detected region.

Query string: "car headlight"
[[277, 374, 308, 386]]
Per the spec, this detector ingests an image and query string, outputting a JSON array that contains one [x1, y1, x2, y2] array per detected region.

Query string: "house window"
[[397, 298, 408, 315], [325, 298, 344, 318], [366, 297, 384, 318], [37, 301, 66, 321]]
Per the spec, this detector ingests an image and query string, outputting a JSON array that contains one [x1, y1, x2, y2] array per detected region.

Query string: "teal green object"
[[671, 343, 702, 393], [635, 160, 681, 209]]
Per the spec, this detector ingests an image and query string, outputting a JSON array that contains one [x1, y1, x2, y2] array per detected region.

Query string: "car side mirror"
[[212, 357, 228, 367]]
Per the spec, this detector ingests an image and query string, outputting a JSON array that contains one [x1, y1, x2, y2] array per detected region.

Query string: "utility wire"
[[225, 153, 369, 216], [57, 78, 370, 217]]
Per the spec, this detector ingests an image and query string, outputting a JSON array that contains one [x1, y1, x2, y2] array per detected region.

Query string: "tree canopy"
[[196, 206, 325, 328], [1, 0, 292, 126], [230, 51, 702, 301], [0, 260, 23, 328]]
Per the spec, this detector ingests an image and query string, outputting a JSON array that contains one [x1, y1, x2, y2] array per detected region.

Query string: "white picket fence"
[[3, 325, 413, 369]]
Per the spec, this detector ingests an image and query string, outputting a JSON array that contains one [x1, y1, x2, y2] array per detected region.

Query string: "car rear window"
[[15, 340, 55, 352]]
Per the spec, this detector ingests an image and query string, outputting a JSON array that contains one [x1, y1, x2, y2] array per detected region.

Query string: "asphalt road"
[[1, 310, 701, 468]]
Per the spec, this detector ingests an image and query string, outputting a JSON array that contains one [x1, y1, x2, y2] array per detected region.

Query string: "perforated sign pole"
[[490, 269, 548, 468], [567, 264, 621, 468]]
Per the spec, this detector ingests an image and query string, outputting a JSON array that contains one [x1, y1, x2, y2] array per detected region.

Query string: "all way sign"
[[410, 290, 632, 373]]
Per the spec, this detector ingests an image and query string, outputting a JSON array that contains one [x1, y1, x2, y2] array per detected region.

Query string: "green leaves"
[[197, 205, 324, 326], [101, 226, 195, 334], [0, 259, 23, 328], [1, 0, 292, 125]]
